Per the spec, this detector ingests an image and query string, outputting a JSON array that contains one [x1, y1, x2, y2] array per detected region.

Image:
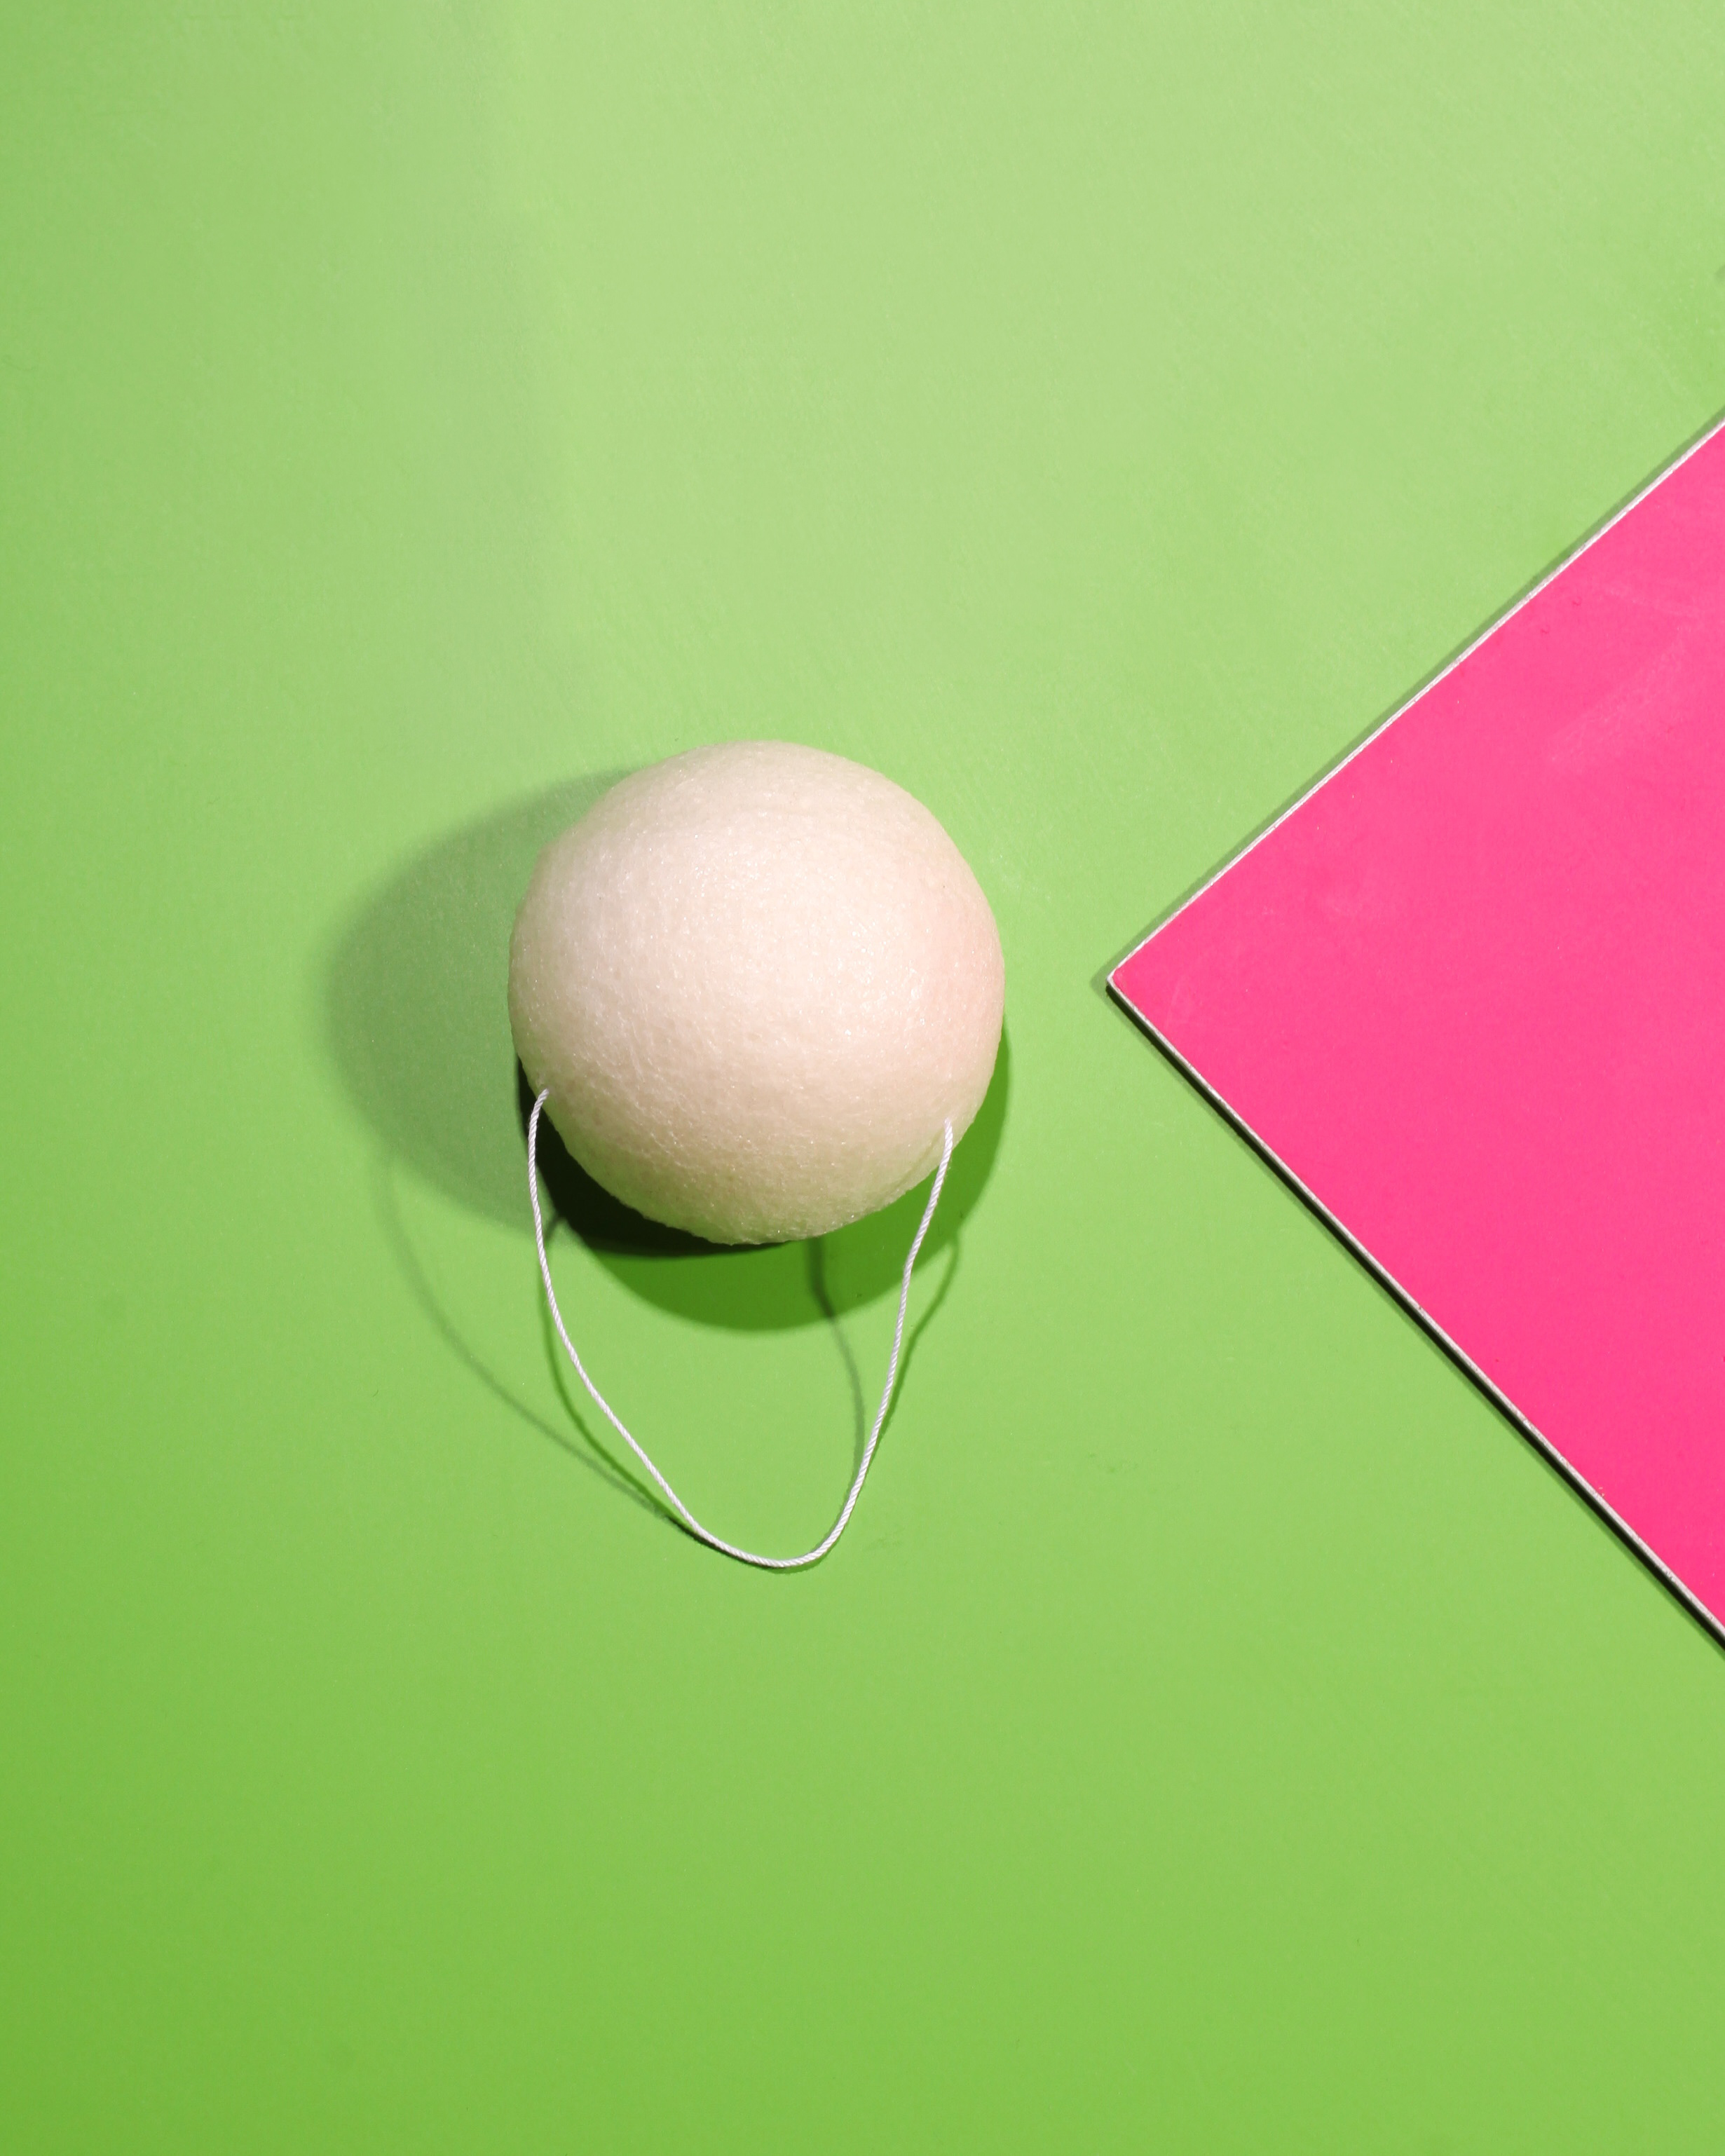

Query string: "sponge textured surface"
[[509, 742, 1005, 1243]]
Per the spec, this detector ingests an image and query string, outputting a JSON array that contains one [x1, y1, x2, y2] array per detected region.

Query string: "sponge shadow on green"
[[323, 774, 629, 1227], [322, 775, 1009, 1332]]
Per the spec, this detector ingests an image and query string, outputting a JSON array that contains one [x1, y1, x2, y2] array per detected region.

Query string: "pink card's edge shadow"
[[1099, 404, 1725, 991], [1105, 985, 1725, 1653], [1101, 405, 1725, 1654]]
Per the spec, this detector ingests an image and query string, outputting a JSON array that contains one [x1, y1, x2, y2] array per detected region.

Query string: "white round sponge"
[[508, 742, 1004, 1244]]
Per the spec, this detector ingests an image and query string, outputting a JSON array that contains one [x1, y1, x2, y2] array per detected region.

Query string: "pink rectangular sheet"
[[1111, 417, 1725, 1639]]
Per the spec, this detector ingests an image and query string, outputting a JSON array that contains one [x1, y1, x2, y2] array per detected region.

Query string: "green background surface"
[[6, 8, 1725, 2150]]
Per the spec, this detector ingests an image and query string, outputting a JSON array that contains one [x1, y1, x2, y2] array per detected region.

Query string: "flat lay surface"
[[6, 8, 1725, 2150]]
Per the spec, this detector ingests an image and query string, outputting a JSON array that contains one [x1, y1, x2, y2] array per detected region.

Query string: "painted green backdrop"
[[6, 8, 1725, 2150]]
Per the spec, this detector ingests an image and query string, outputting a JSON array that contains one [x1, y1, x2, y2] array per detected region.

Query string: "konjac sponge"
[[508, 742, 1004, 1244]]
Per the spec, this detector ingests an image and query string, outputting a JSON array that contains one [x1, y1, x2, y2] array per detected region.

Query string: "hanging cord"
[[527, 1091, 955, 1570]]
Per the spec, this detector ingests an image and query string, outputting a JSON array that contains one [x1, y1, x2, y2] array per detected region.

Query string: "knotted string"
[[527, 1091, 955, 1569]]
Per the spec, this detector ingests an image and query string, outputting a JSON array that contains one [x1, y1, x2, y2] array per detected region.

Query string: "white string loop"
[[527, 1091, 954, 1570]]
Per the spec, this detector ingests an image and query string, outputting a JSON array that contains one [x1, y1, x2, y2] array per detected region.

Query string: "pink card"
[[1111, 417, 1725, 1639]]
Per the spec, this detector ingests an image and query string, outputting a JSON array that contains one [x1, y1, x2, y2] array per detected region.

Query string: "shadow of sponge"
[[325, 775, 626, 1227]]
